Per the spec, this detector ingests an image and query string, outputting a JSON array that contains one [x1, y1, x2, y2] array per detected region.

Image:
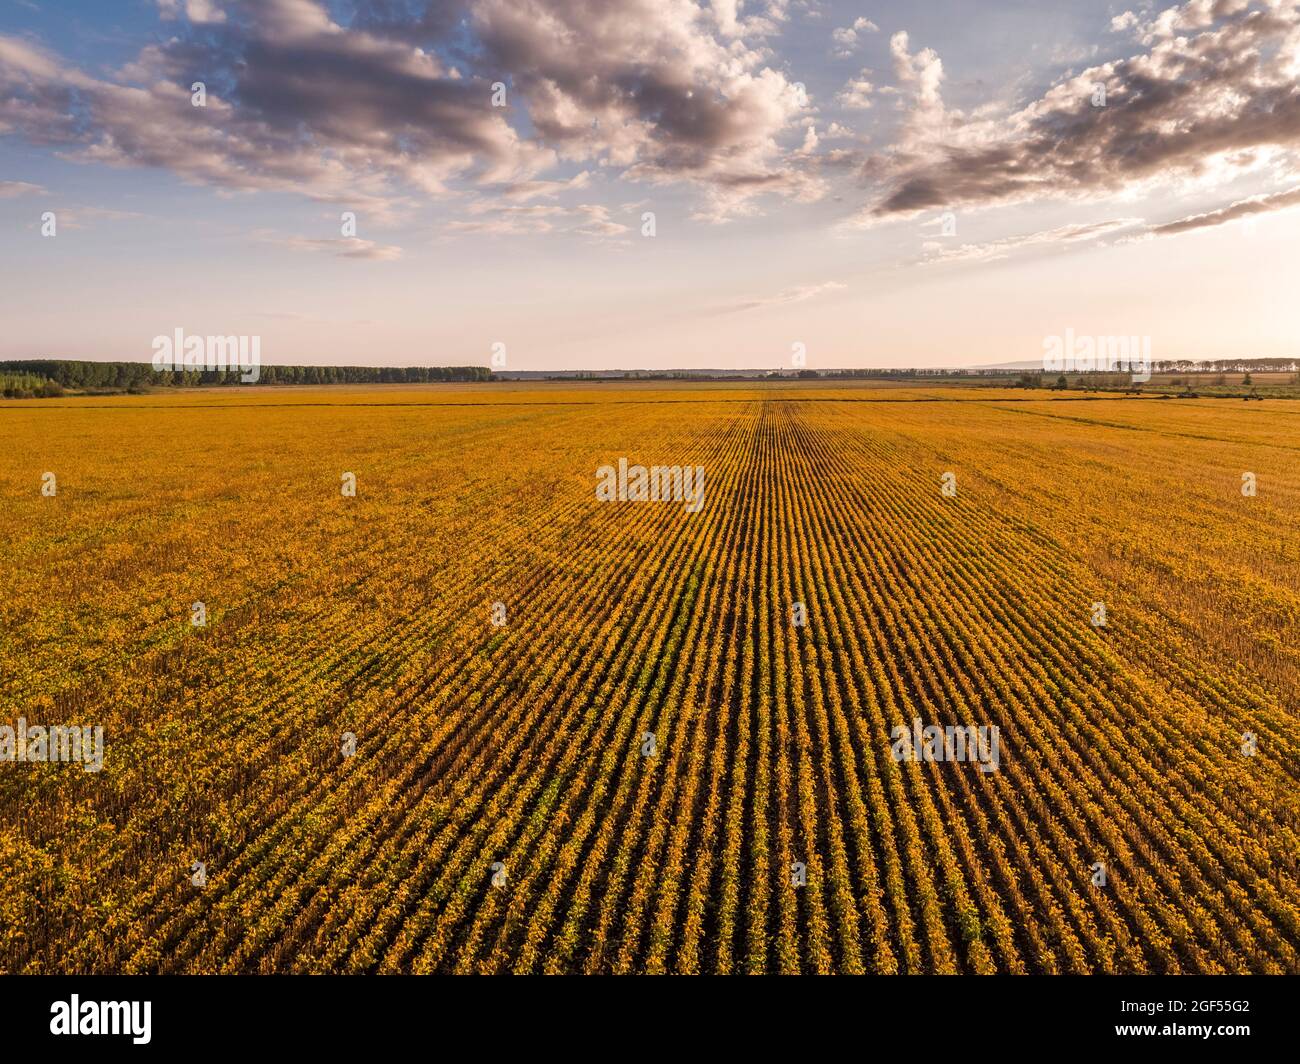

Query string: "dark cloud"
[[0, 0, 818, 221], [0, 4, 538, 220], [470, 0, 812, 218], [857, 0, 1300, 224]]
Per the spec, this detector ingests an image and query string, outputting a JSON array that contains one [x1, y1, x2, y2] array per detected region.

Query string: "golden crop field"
[[1, 382, 1298, 974]]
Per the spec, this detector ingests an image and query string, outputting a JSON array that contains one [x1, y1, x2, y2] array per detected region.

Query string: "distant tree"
[[0, 359, 492, 389]]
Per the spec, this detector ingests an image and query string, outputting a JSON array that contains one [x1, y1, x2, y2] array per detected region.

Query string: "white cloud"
[[836, 70, 875, 110], [832, 16, 879, 58]]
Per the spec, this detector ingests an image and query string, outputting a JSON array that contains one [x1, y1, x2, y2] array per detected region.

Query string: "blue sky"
[[2, 1, 1298, 369]]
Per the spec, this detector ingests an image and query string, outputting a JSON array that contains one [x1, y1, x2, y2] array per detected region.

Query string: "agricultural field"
[[1, 381, 1298, 974]]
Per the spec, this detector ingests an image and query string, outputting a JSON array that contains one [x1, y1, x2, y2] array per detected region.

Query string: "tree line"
[[0, 360, 492, 394]]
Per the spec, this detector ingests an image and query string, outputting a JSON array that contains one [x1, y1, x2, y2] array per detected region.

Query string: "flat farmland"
[[1, 382, 1298, 973]]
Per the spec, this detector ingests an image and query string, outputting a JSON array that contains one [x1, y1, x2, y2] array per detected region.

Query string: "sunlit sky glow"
[[2, 0, 1298, 370]]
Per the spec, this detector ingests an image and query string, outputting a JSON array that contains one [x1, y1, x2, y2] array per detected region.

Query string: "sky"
[[1, 0, 1298, 372]]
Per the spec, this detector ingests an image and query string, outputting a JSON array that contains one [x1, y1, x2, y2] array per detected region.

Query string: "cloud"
[[496, 171, 594, 202], [444, 205, 564, 236], [1113, 0, 1255, 45], [711, 0, 792, 38], [34, 205, 144, 230], [688, 166, 827, 223], [444, 201, 631, 241], [909, 185, 1300, 262], [1, 1, 824, 224], [917, 217, 1144, 265], [721, 280, 847, 312], [1109, 11, 1141, 34], [569, 203, 632, 239], [0, 8, 541, 223], [0, 180, 46, 198], [473, 0, 816, 219], [157, 0, 227, 24], [854, 1, 1300, 226], [836, 70, 876, 110], [888, 30, 945, 132], [832, 16, 879, 58], [255, 231, 403, 260], [1148, 185, 1300, 235], [31, 0, 1291, 244]]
